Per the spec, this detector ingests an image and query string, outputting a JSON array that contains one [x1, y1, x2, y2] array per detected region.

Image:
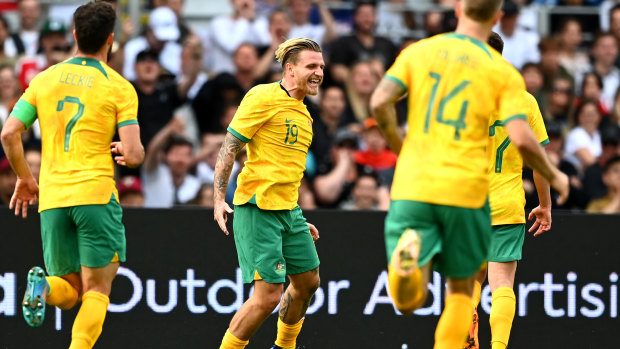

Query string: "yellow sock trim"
[[388, 266, 424, 313], [220, 329, 249, 349], [472, 280, 482, 309], [46, 276, 78, 310], [69, 291, 109, 349], [434, 294, 472, 349], [490, 287, 516, 349], [275, 317, 304, 349]]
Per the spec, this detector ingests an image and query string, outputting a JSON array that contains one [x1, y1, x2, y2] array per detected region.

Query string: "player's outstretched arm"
[[528, 170, 552, 236], [114, 124, 145, 168], [370, 77, 406, 155], [0, 116, 38, 218], [213, 132, 245, 235], [505, 119, 569, 205]]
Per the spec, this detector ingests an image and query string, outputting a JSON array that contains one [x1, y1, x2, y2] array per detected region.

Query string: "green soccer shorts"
[[232, 203, 320, 284], [385, 199, 491, 278], [40, 194, 126, 276], [488, 224, 525, 262]]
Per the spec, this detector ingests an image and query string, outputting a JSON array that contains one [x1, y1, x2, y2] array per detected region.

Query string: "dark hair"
[[559, 17, 581, 35], [73, 1, 116, 54], [581, 72, 604, 93], [538, 36, 561, 53], [593, 31, 617, 48], [164, 136, 193, 154], [487, 31, 504, 54], [521, 62, 542, 74], [0, 15, 9, 31], [573, 99, 599, 126], [353, 0, 376, 15], [604, 155, 620, 173], [610, 3, 620, 23]]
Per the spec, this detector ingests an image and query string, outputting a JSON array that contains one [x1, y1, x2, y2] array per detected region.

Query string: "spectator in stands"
[[558, 18, 589, 88], [193, 183, 214, 208], [539, 36, 573, 96], [565, 100, 603, 172], [586, 155, 620, 213], [376, 0, 415, 45], [522, 62, 545, 102], [142, 118, 201, 207], [167, 0, 192, 43], [194, 132, 239, 186], [0, 156, 15, 205], [288, 0, 336, 46], [208, 0, 270, 74], [16, 19, 71, 90], [0, 16, 16, 62], [583, 125, 620, 200], [609, 3, 620, 68], [313, 128, 359, 208], [494, 0, 540, 70], [254, 9, 291, 82], [0, 65, 21, 127], [24, 146, 40, 182], [9, 0, 40, 57], [132, 49, 199, 149], [354, 118, 397, 178], [589, 33, 620, 112], [192, 73, 244, 135], [117, 175, 145, 207], [329, 0, 396, 83], [344, 60, 380, 123], [610, 86, 620, 125], [340, 168, 389, 210], [575, 72, 609, 118], [311, 84, 356, 173], [543, 75, 574, 126], [543, 120, 589, 209], [230, 43, 259, 92], [123, 6, 183, 81]]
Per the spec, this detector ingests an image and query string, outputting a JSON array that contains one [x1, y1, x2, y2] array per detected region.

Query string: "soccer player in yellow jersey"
[[464, 32, 554, 349], [369, 1, 570, 348], [0, 2, 143, 348], [213, 38, 323, 349]]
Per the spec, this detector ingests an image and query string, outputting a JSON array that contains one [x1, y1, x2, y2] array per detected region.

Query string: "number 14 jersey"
[[10, 57, 138, 212], [385, 33, 526, 209]]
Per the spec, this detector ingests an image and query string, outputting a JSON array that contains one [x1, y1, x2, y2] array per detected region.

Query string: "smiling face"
[[288, 50, 324, 96]]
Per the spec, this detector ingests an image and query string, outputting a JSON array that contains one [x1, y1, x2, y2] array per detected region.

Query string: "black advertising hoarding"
[[0, 209, 618, 348]]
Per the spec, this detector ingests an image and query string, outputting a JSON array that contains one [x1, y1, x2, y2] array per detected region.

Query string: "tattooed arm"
[[213, 132, 246, 235], [370, 77, 406, 155]]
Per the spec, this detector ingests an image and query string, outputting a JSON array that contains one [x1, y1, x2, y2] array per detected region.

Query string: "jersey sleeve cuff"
[[117, 119, 139, 129], [540, 138, 550, 147], [502, 113, 527, 124], [227, 126, 250, 143], [385, 75, 408, 92], [9, 99, 37, 129]]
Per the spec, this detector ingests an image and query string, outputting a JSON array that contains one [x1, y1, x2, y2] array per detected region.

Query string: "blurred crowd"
[[1, 0, 620, 214]]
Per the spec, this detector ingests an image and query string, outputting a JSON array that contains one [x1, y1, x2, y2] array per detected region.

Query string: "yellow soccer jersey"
[[228, 82, 313, 210], [386, 33, 527, 208], [10, 57, 138, 212], [488, 91, 549, 225]]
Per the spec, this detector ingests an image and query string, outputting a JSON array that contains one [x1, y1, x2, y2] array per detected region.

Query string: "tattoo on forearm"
[[213, 133, 244, 201], [279, 291, 292, 321]]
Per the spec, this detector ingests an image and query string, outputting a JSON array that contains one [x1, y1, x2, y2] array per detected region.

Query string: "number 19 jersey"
[[10, 57, 138, 212], [385, 33, 526, 209]]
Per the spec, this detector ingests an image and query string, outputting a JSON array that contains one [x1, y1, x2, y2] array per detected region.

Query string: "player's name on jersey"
[[58, 71, 94, 88]]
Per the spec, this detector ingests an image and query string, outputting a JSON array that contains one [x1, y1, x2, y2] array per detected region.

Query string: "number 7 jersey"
[[385, 33, 527, 209], [10, 57, 139, 212], [488, 91, 549, 225]]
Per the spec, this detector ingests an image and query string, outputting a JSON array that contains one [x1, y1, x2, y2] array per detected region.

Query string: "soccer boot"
[[390, 228, 421, 277], [22, 266, 49, 327], [270, 345, 305, 349], [464, 306, 479, 349]]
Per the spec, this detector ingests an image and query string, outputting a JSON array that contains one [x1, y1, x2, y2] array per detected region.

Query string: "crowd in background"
[[1, 0, 620, 214]]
